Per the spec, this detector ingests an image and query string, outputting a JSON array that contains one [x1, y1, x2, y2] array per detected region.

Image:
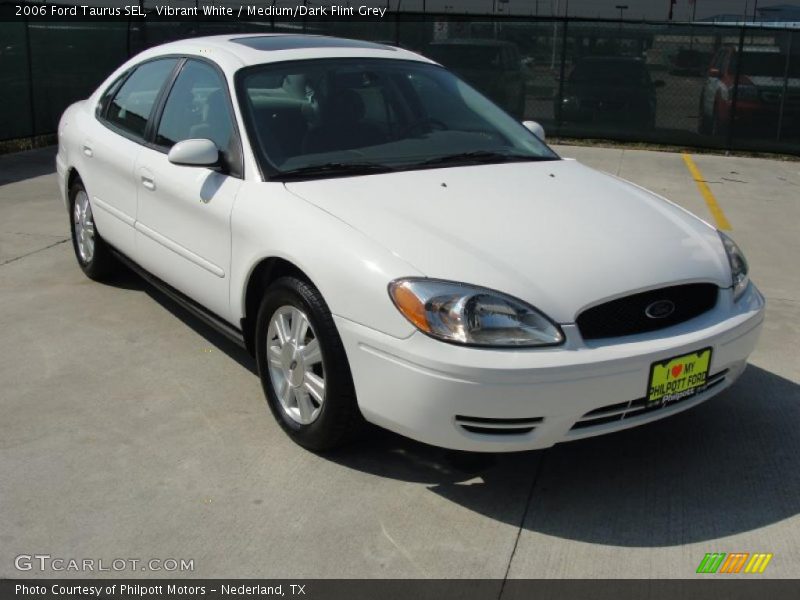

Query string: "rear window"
[[569, 60, 650, 85]]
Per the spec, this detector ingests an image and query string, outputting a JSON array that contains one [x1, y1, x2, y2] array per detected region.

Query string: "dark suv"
[[557, 56, 664, 129]]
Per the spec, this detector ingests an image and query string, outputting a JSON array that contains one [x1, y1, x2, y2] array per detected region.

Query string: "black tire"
[[254, 276, 363, 451], [68, 179, 115, 281]]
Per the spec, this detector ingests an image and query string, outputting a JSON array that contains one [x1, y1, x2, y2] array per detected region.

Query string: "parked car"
[[699, 45, 800, 136], [558, 56, 665, 129], [425, 39, 526, 118], [57, 34, 763, 452]]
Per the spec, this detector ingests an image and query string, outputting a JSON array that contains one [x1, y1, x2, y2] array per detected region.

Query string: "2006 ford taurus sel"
[[56, 34, 764, 452]]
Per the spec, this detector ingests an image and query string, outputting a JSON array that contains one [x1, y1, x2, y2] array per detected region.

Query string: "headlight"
[[719, 231, 749, 300], [389, 278, 564, 347]]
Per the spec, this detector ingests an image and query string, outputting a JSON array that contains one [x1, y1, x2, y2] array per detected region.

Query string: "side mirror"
[[523, 120, 546, 140], [167, 139, 219, 168], [708, 67, 720, 78]]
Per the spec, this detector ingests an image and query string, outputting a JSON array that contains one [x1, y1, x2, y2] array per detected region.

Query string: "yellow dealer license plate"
[[647, 347, 712, 406]]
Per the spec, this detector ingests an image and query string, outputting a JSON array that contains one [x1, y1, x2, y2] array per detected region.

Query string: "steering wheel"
[[399, 117, 448, 137]]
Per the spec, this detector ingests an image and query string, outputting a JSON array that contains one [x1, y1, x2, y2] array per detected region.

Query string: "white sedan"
[[56, 34, 764, 452]]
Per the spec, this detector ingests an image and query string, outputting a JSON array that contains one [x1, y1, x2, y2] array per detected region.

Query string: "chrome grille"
[[576, 283, 719, 340]]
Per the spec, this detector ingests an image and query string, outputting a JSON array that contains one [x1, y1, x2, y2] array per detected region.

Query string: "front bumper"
[[55, 150, 68, 209], [336, 284, 765, 452]]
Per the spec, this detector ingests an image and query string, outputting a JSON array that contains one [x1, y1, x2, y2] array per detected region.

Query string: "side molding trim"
[[111, 249, 248, 351]]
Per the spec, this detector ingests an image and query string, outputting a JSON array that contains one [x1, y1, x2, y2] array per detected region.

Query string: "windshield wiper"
[[273, 162, 396, 181], [413, 151, 556, 169]]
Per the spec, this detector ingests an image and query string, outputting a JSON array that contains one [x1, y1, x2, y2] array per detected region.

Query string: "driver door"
[[134, 58, 243, 320]]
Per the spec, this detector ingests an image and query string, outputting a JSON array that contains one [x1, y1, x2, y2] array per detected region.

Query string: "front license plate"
[[647, 347, 712, 407]]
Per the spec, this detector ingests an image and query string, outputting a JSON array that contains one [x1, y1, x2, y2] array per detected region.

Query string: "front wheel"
[[69, 179, 115, 280], [254, 276, 363, 451]]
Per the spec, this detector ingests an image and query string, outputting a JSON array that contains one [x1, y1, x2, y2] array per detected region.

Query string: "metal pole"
[[550, 0, 559, 69], [395, 0, 402, 46], [615, 5, 628, 32], [776, 32, 792, 141], [726, 23, 747, 151], [555, 17, 568, 129], [23, 14, 36, 138]]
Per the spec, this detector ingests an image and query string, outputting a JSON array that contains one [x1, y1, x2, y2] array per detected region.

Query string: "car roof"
[[428, 38, 518, 48], [576, 56, 644, 64], [134, 34, 434, 74]]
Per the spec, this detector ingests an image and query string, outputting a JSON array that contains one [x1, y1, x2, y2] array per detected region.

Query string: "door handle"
[[141, 176, 155, 191], [82, 145, 93, 157]]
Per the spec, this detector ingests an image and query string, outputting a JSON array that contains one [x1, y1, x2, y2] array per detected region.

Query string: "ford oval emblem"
[[645, 299, 676, 319]]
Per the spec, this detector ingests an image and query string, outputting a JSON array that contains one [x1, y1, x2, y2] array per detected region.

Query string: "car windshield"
[[569, 60, 649, 85], [237, 58, 557, 178]]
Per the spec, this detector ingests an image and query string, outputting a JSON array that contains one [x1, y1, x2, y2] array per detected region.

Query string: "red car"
[[699, 45, 800, 136]]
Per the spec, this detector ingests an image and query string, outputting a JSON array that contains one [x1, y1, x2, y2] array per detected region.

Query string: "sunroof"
[[232, 35, 396, 52]]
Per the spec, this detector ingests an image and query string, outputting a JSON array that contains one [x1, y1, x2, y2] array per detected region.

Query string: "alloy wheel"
[[73, 190, 95, 263], [266, 305, 326, 425]]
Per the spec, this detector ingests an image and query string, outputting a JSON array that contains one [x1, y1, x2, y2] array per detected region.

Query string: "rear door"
[[134, 58, 244, 320], [88, 58, 179, 257]]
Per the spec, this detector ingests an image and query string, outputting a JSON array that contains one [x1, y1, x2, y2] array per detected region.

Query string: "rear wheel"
[[69, 179, 115, 280], [255, 276, 363, 451]]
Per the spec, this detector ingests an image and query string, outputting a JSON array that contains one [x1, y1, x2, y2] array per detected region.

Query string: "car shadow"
[[104, 265, 257, 375], [0, 146, 57, 185], [106, 268, 799, 546], [325, 365, 800, 547]]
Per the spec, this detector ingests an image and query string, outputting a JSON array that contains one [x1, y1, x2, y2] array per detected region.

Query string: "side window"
[[96, 72, 129, 118], [155, 60, 235, 159], [105, 59, 178, 139]]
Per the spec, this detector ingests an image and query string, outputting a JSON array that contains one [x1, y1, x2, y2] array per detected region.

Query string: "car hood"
[[284, 159, 730, 323]]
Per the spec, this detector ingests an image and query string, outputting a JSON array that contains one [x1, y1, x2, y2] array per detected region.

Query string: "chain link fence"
[[1, 11, 799, 155]]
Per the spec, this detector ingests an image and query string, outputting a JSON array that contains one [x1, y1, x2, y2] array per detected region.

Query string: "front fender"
[[230, 182, 423, 339]]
